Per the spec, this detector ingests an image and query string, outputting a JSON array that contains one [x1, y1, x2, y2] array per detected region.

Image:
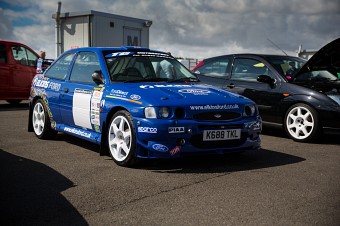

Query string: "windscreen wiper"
[[124, 78, 170, 83], [168, 77, 200, 83]]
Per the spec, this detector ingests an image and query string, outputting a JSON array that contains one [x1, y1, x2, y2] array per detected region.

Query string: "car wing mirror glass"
[[92, 70, 104, 85]]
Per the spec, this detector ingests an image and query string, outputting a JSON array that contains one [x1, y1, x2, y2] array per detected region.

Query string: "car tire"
[[107, 110, 137, 167], [284, 103, 320, 142], [32, 99, 57, 139]]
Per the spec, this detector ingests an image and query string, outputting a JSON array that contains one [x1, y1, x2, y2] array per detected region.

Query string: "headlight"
[[243, 104, 257, 117], [145, 107, 157, 118], [159, 107, 170, 118]]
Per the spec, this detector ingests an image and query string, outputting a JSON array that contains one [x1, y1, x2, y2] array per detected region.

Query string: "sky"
[[0, 0, 339, 59]]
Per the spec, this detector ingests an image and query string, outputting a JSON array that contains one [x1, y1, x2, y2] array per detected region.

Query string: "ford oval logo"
[[130, 94, 141, 100], [214, 114, 222, 118], [152, 144, 169, 152]]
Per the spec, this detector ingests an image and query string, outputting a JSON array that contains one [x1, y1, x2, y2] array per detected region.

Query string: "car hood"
[[107, 82, 253, 107], [297, 38, 340, 75], [294, 38, 340, 93]]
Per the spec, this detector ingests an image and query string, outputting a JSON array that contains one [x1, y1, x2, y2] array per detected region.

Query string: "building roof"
[[52, 10, 151, 23]]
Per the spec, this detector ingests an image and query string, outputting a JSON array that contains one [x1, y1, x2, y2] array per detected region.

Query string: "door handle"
[[63, 88, 69, 93], [227, 84, 235, 89]]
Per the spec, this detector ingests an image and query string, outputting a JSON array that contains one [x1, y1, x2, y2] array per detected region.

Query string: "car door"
[[0, 43, 9, 99], [225, 57, 285, 123], [9, 45, 38, 99], [0, 44, 38, 100], [59, 51, 102, 130], [193, 56, 232, 89], [43, 52, 76, 124]]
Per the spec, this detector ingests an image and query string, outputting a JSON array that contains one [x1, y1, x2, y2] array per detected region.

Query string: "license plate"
[[203, 129, 241, 141]]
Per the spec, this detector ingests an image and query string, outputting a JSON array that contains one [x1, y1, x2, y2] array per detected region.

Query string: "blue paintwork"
[[29, 46, 262, 159]]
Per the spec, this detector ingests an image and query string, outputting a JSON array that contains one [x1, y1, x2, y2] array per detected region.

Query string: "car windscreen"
[[264, 56, 306, 79], [104, 52, 197, 82]]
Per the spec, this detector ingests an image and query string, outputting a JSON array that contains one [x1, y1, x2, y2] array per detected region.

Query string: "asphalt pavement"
[[0, 101, 339, 225]]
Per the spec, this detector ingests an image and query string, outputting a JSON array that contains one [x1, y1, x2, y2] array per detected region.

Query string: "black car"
[[193, 38, 340, 142]]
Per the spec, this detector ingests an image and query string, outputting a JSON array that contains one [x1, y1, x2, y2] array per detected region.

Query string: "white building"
[[52, 10, 152, 56]]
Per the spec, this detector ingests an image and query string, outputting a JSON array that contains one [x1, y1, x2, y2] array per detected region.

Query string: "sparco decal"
[[152, 144, 169, 152], [178, 89, 210, 95], [168, 127, 185, 133], [138, 127, 157, 133]]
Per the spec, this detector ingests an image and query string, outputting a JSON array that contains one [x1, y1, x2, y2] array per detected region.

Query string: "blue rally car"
[[28, 46, 262, 167]]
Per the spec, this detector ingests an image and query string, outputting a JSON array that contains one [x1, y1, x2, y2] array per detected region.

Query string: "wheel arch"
[[99, 106, 129, 156], [28, 96, 42, 132], [280, 95, 321, 126], [283, 100, 321, 142]]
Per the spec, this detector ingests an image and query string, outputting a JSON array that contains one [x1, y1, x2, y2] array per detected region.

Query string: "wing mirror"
[[257, 75, 276, 88], [92, 70, 104, 85]]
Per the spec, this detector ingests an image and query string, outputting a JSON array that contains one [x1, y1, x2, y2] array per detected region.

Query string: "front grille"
[[190, 133, 247, 149], [197, 124, 243, 130], [193, 111, 241, 121]]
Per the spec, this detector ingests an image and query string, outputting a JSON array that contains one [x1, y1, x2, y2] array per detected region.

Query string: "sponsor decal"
[[94, 125, 100, 133], [110, 89, 129, 97], [90, 89, 103, 126], [109, 52, 131, 57], [48, 82, 61, 91], [34, 79, 49, 88], [138, 127, 157, 133], [106, 95, 142, 105], [190, 104, 239, 111], [93, 90, 102, 97], [133, 52, 173, 59], [170, 146, 181, 156], [33, 79, 61, 91], [140, 84, 191, 89], [178, 89, 210, 95], [64, 127, 91, 138], [168, 127, 185, 133], [100, 100, 106, 107], [152, 144, 169, 152], [130, 94, 141, 100], [75, 88, 92, 95]]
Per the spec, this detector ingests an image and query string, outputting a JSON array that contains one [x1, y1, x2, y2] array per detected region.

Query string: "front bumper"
[[319, 105, 340, 134], [134, 116, 262, 159]]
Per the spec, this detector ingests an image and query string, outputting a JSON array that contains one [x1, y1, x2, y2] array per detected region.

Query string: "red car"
[[0, 40, 40, 104]]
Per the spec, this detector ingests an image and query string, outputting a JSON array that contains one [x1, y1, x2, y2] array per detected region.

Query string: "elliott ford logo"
[[178, 89, 211, 95]]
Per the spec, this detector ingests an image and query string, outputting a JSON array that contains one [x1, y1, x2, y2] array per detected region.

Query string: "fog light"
[[177, 138, 185, 145], [159, 107, 170, 118]]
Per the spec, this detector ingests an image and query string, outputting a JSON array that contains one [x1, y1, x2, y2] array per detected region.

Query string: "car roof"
[[202, 53, 300, 60], [63, 46, 169, 55], [0, 40, 39, 56]]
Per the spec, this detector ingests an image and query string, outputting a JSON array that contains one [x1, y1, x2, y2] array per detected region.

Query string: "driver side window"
[[11, 46, 38, 67], [70, 52, 100, 84], [231, 58, 271, 82]]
